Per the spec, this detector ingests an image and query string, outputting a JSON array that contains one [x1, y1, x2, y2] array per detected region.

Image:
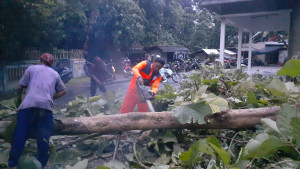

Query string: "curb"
[[105, 78, 131, 85]]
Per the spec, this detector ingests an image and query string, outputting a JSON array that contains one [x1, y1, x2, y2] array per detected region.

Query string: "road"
[[53, 75, 179, 110], [53, 66, 281, 110]]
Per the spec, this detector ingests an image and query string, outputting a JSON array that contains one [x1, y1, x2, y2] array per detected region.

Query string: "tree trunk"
[[0, 106, 279, 136]]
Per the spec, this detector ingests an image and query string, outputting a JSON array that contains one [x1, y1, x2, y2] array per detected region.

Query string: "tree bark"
[[0, 106, 279, 136]]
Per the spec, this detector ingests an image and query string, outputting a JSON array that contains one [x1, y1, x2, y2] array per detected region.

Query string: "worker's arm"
[[132, 61, 147, 77], [16, 85, 24, 97], [91, 74, 104, 86], [15, 85, 25, 107], [54, 75, 67, 99], [132, 61, 147, 85], [53, 90, 66, 99], [151, 76, 162, 94]]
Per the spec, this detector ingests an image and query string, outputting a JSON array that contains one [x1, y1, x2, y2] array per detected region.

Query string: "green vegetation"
[[0, 0, 238, 63], [1, 64, 299, 168]]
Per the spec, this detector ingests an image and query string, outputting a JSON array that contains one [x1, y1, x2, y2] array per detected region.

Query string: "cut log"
[[0, 106, 279, 136]]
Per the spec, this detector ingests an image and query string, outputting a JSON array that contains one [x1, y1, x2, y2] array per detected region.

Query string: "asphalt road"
[[53, 75, 179, 110], [53, 66, 281, 110]]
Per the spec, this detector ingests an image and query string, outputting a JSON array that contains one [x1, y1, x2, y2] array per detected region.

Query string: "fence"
[[0, 50, 86, 94], [24, 49, 85, 60], [0, 64, 32, 94]]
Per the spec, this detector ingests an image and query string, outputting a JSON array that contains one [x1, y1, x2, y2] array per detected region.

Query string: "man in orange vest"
[[120, 57, 165, 113]]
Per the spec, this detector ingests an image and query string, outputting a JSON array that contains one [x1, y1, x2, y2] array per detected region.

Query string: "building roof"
[[224, 49, 236, 55], [144, 45, 189, 53], [252, 46, 284, 55], [201, 0, 254, 6], [200, 0, 292, 32], [201, 49, 236, 56], [241, 42, 286, 51], [202, 49, 219, 55]]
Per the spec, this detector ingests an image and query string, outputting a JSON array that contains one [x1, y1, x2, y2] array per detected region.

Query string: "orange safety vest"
[[130, 60, 162, 94]]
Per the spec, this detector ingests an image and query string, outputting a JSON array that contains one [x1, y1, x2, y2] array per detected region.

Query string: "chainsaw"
[[136, 80, 155, 112]]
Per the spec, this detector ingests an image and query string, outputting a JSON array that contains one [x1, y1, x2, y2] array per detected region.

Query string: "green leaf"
[[154, 154, 171, 165], [179, 139, 214, 167], [150, 164, 170, 169], [261, 118, 280, 133], [161, 131, 178, 144], [0, 143, 10, 166], [246, 136, 285, 158], [291, 117, 300, 147], [277, 104, 300, 146], [49, 149, 81, 165], [173, 101, 212, 124], [138, 147, 158, 164], [101, 160, 128, 169], [232, 148, 250, 168], [203, 93, 229, 113], [189, 75, 201, 84], [277, 59, 300, 78], [3, 120, 16, 143], [88, 96, 101, 102], [95, 167, 110, 169], [266, 79, 288, 96], [65, 159, 88, 169], [246, 91, 259, 108], [208, 143, 231, 166], [19, 155, 42, 169], [206, 136, 222, 149], [244, 133, 269, 156]]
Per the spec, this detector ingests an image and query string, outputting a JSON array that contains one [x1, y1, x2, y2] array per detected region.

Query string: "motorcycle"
[[105, 63, 116, 80], [225, 59, 232, 69], [123, 64, 133, 78], [224, 59, 237, 69], [171, 60, 183, 72], [184, 59, 200, 71], [53, 60, 73, 84], [159, 66, 182, 83]]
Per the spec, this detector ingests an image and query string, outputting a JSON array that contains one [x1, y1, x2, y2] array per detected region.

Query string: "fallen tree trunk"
[[0, 106, 279, 136]]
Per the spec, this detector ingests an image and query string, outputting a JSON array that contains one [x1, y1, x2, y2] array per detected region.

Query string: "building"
[[241, 42, 287, 65], [200, 0, 299, 70], [144, 45, 189, 62], [191, 49, 237, 62]]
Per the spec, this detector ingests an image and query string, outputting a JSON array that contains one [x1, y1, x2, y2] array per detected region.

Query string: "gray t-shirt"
[[18, 65, 66, 111]]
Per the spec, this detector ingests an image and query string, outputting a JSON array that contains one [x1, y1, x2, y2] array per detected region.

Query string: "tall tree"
[[86, 0, 146, 58]]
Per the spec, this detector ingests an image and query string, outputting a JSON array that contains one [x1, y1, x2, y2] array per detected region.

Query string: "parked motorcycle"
[[224, 59, 237, 69], [105, 63, 116, 80], [184, 59, 200, 72], [123, 64, 133, 78], [53, 62, 73, 84], [171, 60, 183, 72], [225, 59, 232, 69], [159, 66, 182, 83]]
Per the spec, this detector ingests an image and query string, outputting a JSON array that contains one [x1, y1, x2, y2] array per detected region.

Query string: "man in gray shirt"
[[8, 53, 66, 168]]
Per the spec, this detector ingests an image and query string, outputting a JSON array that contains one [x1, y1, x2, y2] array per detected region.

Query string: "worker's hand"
[[137, 76, 144, 85], [150, 91, 155, 97]]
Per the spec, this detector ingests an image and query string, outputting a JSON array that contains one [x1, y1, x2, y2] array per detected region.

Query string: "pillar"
[[248, 32, 253, 71], [237, 28, 242, 69], [219, 19, 226, 65], [288, 2, 300, 59]]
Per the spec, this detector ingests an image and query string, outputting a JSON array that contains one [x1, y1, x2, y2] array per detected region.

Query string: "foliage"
[[241, 104, 300, 168], [18, 155, 42, 169], [0, 0, 237, 62], [1, 66, 300, 168], [277, 59, 300, 78], [65, 90, 122, 117], [173, 101, 212, 124]]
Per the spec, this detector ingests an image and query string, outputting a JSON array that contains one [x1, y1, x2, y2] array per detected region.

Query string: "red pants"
[[120, 86, 148, 113]]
